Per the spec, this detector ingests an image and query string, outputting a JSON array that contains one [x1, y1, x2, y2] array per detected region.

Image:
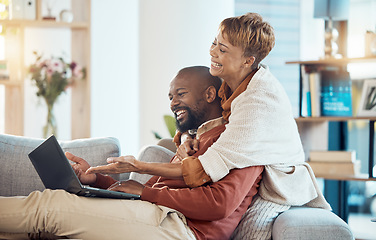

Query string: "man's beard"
[[175, 107, 205, 133]]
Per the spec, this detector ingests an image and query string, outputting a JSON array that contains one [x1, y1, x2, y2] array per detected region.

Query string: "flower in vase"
[[29, 51, 86, 137]]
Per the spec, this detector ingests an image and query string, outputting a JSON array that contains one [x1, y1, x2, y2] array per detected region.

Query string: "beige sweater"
[[198, 65, 331, 209]]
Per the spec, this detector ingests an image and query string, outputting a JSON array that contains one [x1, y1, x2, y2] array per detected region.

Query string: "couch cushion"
[[0, 134, 121, 196], [272, 207, 354, 240]]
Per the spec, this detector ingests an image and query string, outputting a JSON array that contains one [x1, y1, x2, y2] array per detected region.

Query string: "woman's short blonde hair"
[[219, 12, 275, 70]]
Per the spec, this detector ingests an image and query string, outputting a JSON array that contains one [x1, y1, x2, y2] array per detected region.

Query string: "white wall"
[[300, 0, 324, 60], [91, 0, 140, 156], [138, 0, 234, 147], [348, 0, 376, 58]]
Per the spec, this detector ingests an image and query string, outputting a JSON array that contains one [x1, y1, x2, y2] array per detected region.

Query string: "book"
[[308, 160, 361, 176], [301, 65, 311, 117], [309, 72, 321, 117], [320, 70, 352, 116], [309, 150, 356, 163]]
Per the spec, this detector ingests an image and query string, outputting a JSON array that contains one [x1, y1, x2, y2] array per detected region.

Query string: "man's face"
[[168, 76, 208, 132]]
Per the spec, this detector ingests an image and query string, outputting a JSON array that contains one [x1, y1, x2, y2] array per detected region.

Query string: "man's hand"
[[86, 155, 140, 175], [107, 180, 145, 196], [66, 152, 97, 185], [175, 138, 199, 162]]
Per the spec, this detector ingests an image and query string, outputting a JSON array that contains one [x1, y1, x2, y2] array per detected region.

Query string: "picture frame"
[[358, 79, 376, 116]]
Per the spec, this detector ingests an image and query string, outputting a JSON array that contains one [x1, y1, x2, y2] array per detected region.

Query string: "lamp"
[[314, 0, 350, 58]]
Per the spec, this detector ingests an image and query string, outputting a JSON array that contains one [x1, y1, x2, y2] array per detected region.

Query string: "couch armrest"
[[157, 138, 176, 153], [0, 134, 121, 196], [127, 144, 175, 184], [272, 207, 354, 240]]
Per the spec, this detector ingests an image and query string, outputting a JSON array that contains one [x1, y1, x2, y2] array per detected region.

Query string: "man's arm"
[[86, 155, 184, 179], [141, 166, 264, 221]]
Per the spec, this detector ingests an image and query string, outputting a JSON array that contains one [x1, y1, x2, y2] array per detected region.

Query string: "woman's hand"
[[107, 180, 145, 196], [66, 152, 97, 185], [86, 155, 140, 175], [175, 138, 199, 162]]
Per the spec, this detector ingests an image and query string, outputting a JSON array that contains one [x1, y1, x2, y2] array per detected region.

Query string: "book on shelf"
[[300, 65, 311, 117], [299, 68, 353, 117], [320, 70, 353, 117], [300, 67, 323, 117], [308, 160, 361, 176], [309, 150, 356, 163], [309, 71, 321, 117]]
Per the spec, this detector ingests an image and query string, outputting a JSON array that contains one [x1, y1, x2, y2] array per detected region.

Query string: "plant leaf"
[[152, 131, 162, 140], [164, 115, 176, 138]]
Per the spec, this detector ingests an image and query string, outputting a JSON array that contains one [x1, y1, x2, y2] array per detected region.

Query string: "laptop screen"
[[28, 135, 82, 193]]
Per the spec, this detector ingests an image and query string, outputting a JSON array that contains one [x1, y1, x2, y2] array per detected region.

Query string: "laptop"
[[28, 135, 140, 200]]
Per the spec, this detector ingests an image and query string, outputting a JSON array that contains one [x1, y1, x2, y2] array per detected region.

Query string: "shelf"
[[0, 80, 22, 86], [0, 19, 89, 29], [286, 57, 376, 65], [295, 117, 376, 122], [1, 0, 91, 138], [315, 173, 376, 182]]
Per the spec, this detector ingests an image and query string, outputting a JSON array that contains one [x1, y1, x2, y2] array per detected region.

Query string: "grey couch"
[[0, 134, 354, 239]]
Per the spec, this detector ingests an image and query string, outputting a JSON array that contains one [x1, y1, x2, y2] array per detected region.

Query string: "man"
[[0, 66, 263, 240]]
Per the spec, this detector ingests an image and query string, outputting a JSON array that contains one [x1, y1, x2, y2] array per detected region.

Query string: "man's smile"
[[175, 109, 187, 121]]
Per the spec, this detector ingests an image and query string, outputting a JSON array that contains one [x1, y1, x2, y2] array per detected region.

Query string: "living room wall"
[[137, 0, 234, 150], [92, 0, 234, 155]]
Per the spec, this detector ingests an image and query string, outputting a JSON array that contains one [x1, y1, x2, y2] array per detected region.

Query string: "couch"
[[0, 134, 354, 239]]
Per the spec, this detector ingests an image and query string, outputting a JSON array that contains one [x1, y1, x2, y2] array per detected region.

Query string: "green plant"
[[153, 115, 176, 139]]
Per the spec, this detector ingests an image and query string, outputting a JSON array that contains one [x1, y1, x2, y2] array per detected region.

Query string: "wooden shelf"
[[295, 117, 376, 122], [1, 0, 91, 138], [0, 19, 88, 29], [286, 57, 376, 65], [0, 80, 22, 86], [290, 57, 376, 222]]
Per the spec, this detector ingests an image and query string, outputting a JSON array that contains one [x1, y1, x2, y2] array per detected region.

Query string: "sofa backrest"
[[0, 134, 121, 196]]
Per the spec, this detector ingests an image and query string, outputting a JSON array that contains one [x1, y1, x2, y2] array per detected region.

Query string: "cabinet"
[[0, 0, 91, 139], [287, 58, 376, 221]]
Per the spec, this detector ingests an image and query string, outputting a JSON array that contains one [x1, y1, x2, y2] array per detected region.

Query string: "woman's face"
[[209, 31, 247, 81]]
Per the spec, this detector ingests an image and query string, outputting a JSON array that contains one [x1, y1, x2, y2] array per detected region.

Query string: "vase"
[[43, 102, 57, 138]]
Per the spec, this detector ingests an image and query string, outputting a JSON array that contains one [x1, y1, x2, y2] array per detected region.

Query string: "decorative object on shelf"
[[42, 0, 56, 20], [9, 0, 36, 20], [365, 30, 376, 57], [314, 0, 349, 59], [0, 0, 9, 19], [358, 79, 376, 117], [59, 9, 73, 23], [0, 60, 9, 79], [29, 51, 86, 137]]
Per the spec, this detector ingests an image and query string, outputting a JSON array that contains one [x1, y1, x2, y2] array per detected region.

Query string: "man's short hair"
[[177, 66, 222, 94]]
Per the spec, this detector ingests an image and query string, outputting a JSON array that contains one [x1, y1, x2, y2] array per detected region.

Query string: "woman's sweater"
[[198, 65, 330, 209]]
